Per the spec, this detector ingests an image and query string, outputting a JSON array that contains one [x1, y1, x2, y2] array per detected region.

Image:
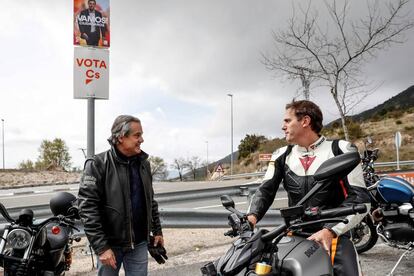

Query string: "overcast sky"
[[1, 0, 413, 170]]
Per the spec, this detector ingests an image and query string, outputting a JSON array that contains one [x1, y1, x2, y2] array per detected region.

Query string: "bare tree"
[[171, 158, 189, 181], [148, 156, 168, 180], [187, 156, 201, 180], [263, 0, 414, 140]]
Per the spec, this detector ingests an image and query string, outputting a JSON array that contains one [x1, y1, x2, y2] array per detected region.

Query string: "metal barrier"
[[1, 208, 282, 230], [155, 183, 259, 203], [159, 208, 281, 228]]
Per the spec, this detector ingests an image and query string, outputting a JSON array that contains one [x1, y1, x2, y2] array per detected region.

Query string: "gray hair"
[[108, 115, 141, 145]]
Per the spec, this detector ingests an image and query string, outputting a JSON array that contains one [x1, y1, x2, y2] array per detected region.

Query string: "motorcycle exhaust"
[[372, 208, 383, 222]]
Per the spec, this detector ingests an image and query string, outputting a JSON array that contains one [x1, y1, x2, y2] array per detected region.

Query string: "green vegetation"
[[238, 134, 267, 160], [18, 138, 72, 171]]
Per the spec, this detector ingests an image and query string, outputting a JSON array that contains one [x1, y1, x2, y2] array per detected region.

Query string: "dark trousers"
[[331, 236, 361, 276], [86, 31, 101, 46]]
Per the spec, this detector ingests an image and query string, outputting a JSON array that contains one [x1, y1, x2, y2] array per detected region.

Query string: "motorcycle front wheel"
[[351, 216, 378, 254]]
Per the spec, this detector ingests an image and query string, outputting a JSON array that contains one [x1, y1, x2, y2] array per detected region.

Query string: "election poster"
[[74, 0, 110, 48]]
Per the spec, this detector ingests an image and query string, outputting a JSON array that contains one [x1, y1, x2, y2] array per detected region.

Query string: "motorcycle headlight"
[[7, 229, 31, 250]]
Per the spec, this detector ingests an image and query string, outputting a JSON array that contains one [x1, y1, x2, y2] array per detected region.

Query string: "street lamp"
[[205, 141, 209, 177], [227, 93, 234, 175], [1, 119, 4, 170]]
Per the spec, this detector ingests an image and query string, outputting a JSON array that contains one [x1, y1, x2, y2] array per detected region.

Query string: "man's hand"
[[153, 235, 164, 247], [307, 228, 336, 255], [247, 214, 258, 228], [99, 248, 117, 269]]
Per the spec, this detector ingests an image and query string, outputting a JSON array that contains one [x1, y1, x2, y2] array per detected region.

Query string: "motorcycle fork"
[[0, 228, 10, 253]]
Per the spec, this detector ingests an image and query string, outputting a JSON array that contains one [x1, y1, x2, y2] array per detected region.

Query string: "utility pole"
[[1, 119, 4, 170], [227, 94, 234, 175]]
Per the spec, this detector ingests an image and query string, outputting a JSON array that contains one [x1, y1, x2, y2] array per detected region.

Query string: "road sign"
[[215, 164, 224, 173], [74, 47, 109, 99], [395, 131, 402, 149], [395, 131, 402, 170], [259, 153, 273, 162]]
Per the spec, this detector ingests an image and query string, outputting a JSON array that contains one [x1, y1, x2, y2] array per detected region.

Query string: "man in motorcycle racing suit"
[[247, 100, 371, 276]]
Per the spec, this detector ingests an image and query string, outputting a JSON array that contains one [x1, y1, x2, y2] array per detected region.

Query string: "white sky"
[[0, 0, 413, 169]]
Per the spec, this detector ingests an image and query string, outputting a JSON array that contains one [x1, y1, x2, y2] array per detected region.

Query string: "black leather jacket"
[[78, 147, 162, 254]]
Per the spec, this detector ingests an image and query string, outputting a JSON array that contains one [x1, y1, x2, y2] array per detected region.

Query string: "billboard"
[[74, 0, 110, 48], [74, 47, 109, 99]]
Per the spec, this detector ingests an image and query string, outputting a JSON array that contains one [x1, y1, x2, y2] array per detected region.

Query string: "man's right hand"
[[247, 214, 258, 228], [99, 248, 117, 269]]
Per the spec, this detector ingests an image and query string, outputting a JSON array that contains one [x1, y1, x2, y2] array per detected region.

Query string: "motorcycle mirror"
[[366, 136, 373, 144], [221, 195, 235, 209]]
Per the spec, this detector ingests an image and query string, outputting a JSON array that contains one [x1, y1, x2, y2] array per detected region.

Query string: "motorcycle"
[[0, 191, 81, 275], [350, 137, 414, 274], [350, 139, 380, 253], [201, 151, 367, 276]]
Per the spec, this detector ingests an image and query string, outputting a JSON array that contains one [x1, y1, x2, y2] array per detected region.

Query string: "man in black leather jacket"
[[247, 100, 370, 276], [78, 115, 163, 275]]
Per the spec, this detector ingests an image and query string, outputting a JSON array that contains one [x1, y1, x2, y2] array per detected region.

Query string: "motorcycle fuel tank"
[[377, 177, 414, 204], [274, 235, 333, 276]]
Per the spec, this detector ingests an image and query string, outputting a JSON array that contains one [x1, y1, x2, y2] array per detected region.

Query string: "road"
[[0, 179, 258, 208]]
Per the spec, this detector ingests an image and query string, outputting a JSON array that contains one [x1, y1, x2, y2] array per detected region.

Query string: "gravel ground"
[[0, 171, 81, 188]]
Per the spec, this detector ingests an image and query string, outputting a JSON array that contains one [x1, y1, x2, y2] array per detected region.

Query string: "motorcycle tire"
[[351, 216, 378, 254]]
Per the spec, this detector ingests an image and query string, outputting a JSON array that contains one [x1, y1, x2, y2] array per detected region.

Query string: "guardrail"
[[159, 208, 281, 228], [155, 183, 259, 203], [0, 208, 282, 230], [374, 160, 414, 168]]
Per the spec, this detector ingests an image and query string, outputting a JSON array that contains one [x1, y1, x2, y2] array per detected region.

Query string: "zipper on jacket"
[[127, 160, 135, 250]]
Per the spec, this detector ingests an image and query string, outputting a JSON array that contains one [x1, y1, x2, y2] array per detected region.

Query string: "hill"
[[352, 85, 414, 122]]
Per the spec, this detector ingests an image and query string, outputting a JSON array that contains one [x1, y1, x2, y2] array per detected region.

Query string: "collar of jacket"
[[110, 145, 149, 164]]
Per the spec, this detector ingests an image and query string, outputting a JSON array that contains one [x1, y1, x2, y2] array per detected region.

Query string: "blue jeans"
[[97, 241, 148, 276]]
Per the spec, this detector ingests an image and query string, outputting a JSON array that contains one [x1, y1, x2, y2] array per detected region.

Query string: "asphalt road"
[[0, 179, 258, 208]]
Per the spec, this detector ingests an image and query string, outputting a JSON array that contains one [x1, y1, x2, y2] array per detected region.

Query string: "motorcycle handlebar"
[[262, 204, 367, 242], [0, 202, 15, 223], [317, 204, 367, 219]]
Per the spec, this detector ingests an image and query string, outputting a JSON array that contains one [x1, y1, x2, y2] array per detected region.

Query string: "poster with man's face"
[[74, 0, 110, 48]]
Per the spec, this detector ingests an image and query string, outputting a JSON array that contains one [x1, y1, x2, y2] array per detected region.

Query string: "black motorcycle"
[[201, 151, 367, 276], [0, 192, 81, 276]]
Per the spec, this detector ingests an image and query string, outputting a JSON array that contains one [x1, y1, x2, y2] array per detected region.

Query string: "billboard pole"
[[87, 98, 95, 158]]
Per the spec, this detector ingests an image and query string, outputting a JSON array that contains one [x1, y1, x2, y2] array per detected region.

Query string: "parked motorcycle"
[[350, 139, 380, 253], [201, 151, 367, 276], [0, 192, 81, 276], [351, 137, 414, 274]]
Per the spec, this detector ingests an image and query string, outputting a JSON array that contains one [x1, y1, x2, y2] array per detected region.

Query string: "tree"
[[18, 159, 34, 171], [238, 134, 267, 159], [187, 156, 201, 180], [149, 156, 168, 180], [263, 0, 414, 140], [36, 138, 71, 170], [171, 158, 189, 181]]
